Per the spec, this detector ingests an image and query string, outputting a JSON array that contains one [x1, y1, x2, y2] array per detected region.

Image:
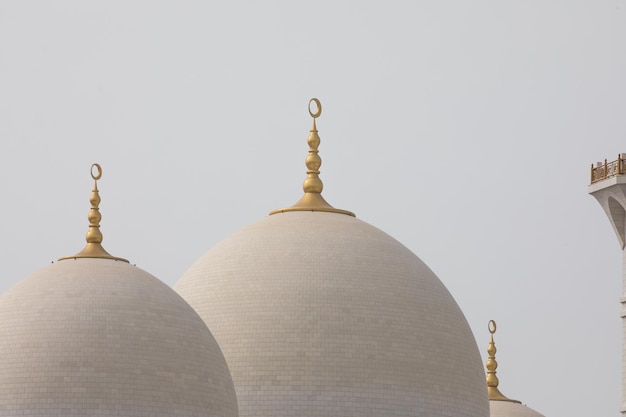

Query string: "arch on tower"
[[608, 197, 626, 249]]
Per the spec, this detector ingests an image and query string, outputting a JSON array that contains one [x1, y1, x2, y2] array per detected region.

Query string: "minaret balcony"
[[591, 154, 626, 184]]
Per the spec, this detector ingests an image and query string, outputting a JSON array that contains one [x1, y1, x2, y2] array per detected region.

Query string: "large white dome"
[[175, 210, 489, 417], [0, 258, 238, 417]]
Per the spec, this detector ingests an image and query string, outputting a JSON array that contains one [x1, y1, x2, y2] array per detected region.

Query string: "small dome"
[[175, 211, 489, 417], [485, 320, 544, 417], [490, 401, 545, 417], [0, 258, 238, 417]]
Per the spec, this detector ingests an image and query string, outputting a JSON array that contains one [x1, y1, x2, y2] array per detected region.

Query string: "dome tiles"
[[174, 100, 490, 417], [0, 164, 238, 417], [490, 401, 546, 417], [0, 259, 238, 417]]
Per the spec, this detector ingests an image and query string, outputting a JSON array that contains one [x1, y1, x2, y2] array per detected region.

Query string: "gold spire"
[[269, 98, 355, 217], [486, 320, 520, 403], [58, 163, 129, 262]]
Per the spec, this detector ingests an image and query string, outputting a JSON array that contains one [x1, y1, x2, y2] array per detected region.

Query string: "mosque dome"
[[0, 165, 238, 417], [489, 401, 546, 417], [485, 321, 545, 417], [174, 100, 490, 417]]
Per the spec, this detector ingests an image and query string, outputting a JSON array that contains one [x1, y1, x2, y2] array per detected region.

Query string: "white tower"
[[589, 154, 626, 415]]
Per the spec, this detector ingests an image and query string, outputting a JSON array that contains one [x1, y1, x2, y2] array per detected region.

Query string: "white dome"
[[490, 401, 545, 417], [175, 211, 489, 417], [484, 320, 544, 417], [0, 258, 238, 417]]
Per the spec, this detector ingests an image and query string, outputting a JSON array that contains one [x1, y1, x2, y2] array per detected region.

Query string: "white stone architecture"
[[589, 154, 626, 416], [175, 99, 490, 417], [485, 320, 545, 417], [0, 100, 553, 416], [490, 402, 546, 417], [0, 165, 238, 417]]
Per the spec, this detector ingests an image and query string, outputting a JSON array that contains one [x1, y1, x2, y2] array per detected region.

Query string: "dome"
[[176, 212, 488, 417], [490, 401, 545, 417], [485, 320, 544, 417], [0, 164, 238, 417], [0, 260, 238, 417], [174, 100, 489, 417]]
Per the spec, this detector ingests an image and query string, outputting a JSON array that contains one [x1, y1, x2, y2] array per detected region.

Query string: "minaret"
[[589, 154, 626, 415]]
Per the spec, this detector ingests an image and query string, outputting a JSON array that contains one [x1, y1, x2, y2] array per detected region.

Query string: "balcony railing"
[[591, 154, 626, 184]]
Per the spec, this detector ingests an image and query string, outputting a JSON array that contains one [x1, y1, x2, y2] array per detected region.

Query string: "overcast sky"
[[1, 1, 625, 416]]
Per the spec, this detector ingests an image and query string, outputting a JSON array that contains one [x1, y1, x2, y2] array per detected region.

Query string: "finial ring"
[[91, 163, 102, 181], [488, 320, 497, 334], [308, 98, 322, 118]]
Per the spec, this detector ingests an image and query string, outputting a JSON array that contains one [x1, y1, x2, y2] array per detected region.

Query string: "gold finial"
[[58, 164, 129, 262], [269, 98, 355, 217], [486, 320, 520, 403]]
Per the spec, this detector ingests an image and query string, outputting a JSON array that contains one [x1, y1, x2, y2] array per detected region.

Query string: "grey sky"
[[1, 1, 625, 416]]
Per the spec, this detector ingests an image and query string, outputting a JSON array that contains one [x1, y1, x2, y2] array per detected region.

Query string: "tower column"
[[622, 249, 626, 414], [588, 154, 626, 415]]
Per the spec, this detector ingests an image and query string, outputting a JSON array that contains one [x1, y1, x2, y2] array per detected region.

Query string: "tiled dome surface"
[[175, 211, 489, 417], [490, 401, 546, 417], [0, 258, 238, 417]]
